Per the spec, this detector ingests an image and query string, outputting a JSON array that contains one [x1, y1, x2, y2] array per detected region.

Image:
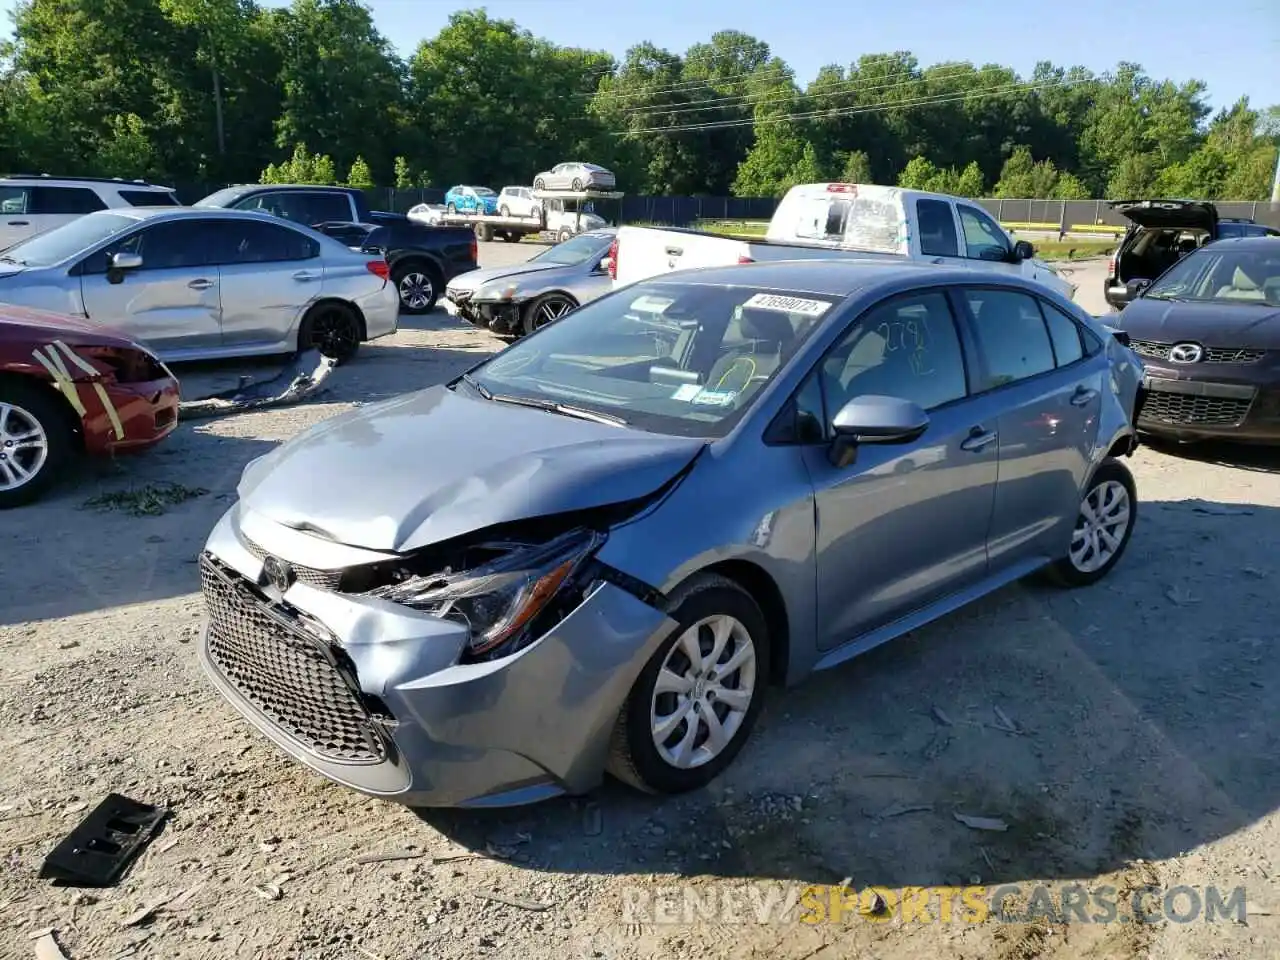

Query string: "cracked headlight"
[[368, 529, 605, 657], [475, 280, 521, 301]]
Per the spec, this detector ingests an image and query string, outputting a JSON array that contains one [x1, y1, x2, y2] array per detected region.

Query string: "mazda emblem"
[[1169, 342, 1203, 364], [261, 555, 295, 592]]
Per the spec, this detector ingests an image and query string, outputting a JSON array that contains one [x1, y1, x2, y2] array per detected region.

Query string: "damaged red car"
[[0, 304, 179, 507]]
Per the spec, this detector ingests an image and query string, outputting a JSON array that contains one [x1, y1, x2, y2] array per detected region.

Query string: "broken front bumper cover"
[[444, 292, 524, 336], [197, 504, 677, 808], [178, 349, 337, 420]]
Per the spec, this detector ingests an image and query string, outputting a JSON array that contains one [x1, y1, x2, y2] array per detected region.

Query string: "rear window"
[[31, 186, 107, 215], [120, 189, 180, 207], [774, 191, 906, 255]]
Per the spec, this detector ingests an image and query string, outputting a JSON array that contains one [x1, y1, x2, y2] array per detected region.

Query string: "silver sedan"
[[0, 208, 399, 363], [532, 163, 616, 192]]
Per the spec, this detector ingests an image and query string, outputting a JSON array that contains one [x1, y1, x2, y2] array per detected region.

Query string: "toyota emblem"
[[1169, 342, 1203, 364], [261, 555, 295, 592]]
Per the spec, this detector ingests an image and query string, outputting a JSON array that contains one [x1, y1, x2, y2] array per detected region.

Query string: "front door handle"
[[292, 270, 320, 282], [1070, 386, 1099, 407], [7, 220, 29, 226], [187, 278, 215, 290], [664, 246, 683, 257], [960, 427, 998, 452]]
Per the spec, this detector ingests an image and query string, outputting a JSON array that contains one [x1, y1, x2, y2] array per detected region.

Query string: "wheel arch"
[[674, 558, 791, 688], [298, 296, 367, 348], [0, 370, 85, 452], [390, 253, 444, 286]]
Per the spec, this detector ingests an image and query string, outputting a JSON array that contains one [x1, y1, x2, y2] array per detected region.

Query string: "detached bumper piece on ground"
[[39, 794, 168, 886], [178, 350, 337, 420]]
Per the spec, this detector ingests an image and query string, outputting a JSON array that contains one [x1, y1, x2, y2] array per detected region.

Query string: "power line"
[[621, 62, 1022, 118], [612, 76, 1086, 136]]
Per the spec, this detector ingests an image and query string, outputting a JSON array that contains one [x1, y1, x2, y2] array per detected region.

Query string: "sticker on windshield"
[[742, 293, 831, 317], [670, 383, 702, 401], [691, 388, 737, 407], [629, 295, 674, 314]]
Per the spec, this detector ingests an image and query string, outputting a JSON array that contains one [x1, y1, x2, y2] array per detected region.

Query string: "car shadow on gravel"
[[0, 323, 497, 626], [1141, 435, 1280, 474], [418, 494, 1279, 895]]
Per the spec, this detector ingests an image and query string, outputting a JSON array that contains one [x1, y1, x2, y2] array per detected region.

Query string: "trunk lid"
[[1109, 200, 1218, 234], [611, 225, 751, 288]]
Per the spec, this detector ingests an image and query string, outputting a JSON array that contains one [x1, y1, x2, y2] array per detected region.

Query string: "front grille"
[[447, 289, 473, 305], [1130, 339, 1266, 364], [201, 554, 387, 763], [243, 537, 341, 590], [1138, 390, 1253, 427]]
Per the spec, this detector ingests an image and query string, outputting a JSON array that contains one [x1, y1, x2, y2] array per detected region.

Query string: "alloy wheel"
[[532, 296, 573, 329], [0, 401, 50, 492], [306, 308, 359, 359], [398, 272, 434, 311], [649, 614, 758, 770], [1068, 479, 1131, 573]]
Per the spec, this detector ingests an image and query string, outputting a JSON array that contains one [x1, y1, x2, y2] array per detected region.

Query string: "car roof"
[[644, 258, 1054, 297], [1201, 235, 1280, 251], [84, 207, 307, 225]]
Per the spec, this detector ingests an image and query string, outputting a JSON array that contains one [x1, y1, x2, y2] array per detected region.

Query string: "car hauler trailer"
[[440, 188, 623, 243]]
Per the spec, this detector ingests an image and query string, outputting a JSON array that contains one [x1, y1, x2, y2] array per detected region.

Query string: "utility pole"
[[1272, 144, 1280, 203]]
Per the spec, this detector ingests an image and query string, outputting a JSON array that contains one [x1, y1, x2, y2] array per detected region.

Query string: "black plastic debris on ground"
[[39, 794, 169, 887], [177, 348, 338, 420]]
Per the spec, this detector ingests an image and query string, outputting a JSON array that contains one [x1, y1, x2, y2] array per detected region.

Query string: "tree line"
[[1, 2, 1276, 201]]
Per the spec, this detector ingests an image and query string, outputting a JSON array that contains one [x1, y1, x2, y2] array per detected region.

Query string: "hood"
[[237, 384, 705, 553], [1109, 200, 1217, 234], [446, 260, 566, 294], [0, 303, 141, 348], [1112, 299, 1280, 349]]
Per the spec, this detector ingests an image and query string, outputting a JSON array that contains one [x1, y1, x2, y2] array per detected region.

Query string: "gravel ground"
[[1, 248, 1277, 960]]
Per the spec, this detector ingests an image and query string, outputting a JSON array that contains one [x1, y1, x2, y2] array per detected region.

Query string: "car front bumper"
[[81, 374, 180, 456], [197, 504, 676, 807], [442, 290, 524, 335], [1135, 362, 1280, 443]]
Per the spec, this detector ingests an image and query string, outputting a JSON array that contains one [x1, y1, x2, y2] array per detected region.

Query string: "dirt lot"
[[1, 250, 1277, 960]]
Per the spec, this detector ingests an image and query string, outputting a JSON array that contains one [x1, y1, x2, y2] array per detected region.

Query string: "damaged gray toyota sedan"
[[199, 260, 1143, 808]]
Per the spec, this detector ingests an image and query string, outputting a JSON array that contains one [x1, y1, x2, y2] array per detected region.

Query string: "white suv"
[[0, 175, 180, 249], [497, 186, 541, 219]]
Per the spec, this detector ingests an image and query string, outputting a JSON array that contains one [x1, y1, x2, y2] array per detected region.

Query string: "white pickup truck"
[[607, 182, 1076, 300]]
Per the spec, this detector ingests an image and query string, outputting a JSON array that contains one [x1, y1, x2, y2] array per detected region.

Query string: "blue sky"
[[4, 0, 1278, 111]]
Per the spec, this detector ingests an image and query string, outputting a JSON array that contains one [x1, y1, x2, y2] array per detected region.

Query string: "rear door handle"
[[960, 427, 998, 452], [292, 270, 320, 282], [7, 220, 29, 226], [187, 278, 215, 290], [1070, 386, 1099, 407], [664, 246, 683, 257]]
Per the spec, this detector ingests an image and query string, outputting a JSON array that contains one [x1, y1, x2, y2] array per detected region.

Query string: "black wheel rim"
[[308, 309, 358, 357], [532, 297, 573, 330], [398, 272, 433, 310]]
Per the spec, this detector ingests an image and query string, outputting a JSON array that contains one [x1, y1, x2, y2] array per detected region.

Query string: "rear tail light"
[[470, 238, 479, 262], [1107, 253, 1117, 279], [738, 255, 754, 264], [606, 237, 618, 280], [826, 183, 858, 194], [366, 259, 390, 281]]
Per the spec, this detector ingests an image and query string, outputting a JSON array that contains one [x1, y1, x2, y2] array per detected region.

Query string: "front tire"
[[533, 178, 545, 191], [299, 302, 362, 364], [499, 205, 509, 218], [522, 292, 576, 336], [392, 263, 439, 314], [607, 574, 769, 795], [571, 178, 583, 191], [1045, 458, 1137, 587], [0, 380, 75, 509]]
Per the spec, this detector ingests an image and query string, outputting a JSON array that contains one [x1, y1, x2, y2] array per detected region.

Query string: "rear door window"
[[0, 186, 30, 214], [962, 288, 1056, 388], [31, 186, 107, 215], [917, 199, 959, 257], [120, 190, 180, 207], [1038, 300, 1085, 367], [216, 219, 319, 263]]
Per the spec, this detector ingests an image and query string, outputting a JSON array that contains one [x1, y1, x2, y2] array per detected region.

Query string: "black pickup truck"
[[194, 184, 478, 313]]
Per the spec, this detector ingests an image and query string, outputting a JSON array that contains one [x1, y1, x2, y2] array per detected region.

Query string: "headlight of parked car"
[[475, 280, 521, 301], [367, 528, 605, 658]]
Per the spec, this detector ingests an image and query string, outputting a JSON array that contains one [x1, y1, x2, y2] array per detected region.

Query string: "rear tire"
[[0, 380, 75, 509], [606, 574, 769, 795], [1044, 459, 1137, 587], [446, 202, 456, 215], [571, 178, 583, 191], [557, 228, 572, 244], [299, 302, 362, 364], [392, 262, 439, 314]]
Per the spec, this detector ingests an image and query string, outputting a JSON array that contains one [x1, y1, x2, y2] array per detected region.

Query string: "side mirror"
[[107, 251, 142, 284], [1125, 278, 1150, 299], [828, 395, 930, 468], [1012, 239, 1035, 261]]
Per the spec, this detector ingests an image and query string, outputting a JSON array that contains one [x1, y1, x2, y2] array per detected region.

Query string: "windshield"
[[532, 233, 612, 266], [474, 187, 496, 197], [461, 281, 840, 438], [194, 187, 250, 208], [1, 213, 138, 266], [1146, 247, 1280, 305]]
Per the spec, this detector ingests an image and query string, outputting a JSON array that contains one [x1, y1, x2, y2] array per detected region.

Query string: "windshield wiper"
[[460, 372, 492, 400], [488, 392, 627, 426], [1144, 293, 1187, 302]]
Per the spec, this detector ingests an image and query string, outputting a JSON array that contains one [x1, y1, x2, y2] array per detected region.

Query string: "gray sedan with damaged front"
[[198, 260, 1143, 809]]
